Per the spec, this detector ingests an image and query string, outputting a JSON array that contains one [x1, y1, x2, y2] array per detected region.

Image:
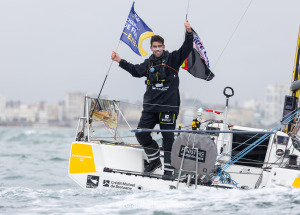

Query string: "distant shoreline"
[[0, 124, 136, 130]]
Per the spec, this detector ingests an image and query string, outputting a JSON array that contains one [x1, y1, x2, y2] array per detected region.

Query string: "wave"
[[1, 184, 300, 214], [48, 157, 67, 161]]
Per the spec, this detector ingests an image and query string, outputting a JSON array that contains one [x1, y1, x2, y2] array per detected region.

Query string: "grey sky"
[[0, 0, 299, 108]]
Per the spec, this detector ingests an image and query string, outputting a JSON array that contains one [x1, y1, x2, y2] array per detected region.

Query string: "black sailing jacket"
[[119, 31, 193, 114]]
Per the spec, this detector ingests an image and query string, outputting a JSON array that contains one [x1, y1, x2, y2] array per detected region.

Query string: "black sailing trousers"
[[135, 111, 177, 169]]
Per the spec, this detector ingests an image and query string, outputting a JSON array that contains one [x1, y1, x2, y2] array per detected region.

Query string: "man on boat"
[[111, 20, 193, 177]]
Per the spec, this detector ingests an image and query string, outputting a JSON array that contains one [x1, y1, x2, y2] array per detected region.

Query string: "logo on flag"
[[120, 2, 154, 57], [181, 29, 214, 81]]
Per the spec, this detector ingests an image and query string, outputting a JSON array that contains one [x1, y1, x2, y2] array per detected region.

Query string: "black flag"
[[182, 29, 214, 81]]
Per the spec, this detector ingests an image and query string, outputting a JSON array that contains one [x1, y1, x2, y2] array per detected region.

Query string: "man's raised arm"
[[111, 51, 148, 78], [171, 20, 194, 68]]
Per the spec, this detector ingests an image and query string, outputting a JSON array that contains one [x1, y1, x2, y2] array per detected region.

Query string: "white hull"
[[69, 171, 235, 191], [68, 141, 236, 190]]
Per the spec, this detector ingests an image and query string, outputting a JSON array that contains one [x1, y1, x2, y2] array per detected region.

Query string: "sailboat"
[[67, 91, 299, 190], [68, 1, 300, 190]]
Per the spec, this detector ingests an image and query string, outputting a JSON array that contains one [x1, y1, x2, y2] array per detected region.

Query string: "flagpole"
[[91, 1, 137, 118], [89, 40, 122, 120], [186, 0, 190, 20], [182, 0, 190, 43], [97, 40, 122, 99], [96, 1, 134, 99]]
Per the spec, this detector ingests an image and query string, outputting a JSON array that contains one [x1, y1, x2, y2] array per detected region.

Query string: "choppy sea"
[[1, 127, 300, 215]]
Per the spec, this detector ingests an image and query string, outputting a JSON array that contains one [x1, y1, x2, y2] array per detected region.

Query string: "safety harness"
[[145, 57, 179, 86]]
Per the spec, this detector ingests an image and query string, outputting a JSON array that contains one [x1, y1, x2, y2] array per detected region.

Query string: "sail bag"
[[171, 133, 217, 175]]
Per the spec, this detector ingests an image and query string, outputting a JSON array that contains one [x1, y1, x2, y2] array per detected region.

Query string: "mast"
[[286, 27, 300, 133]]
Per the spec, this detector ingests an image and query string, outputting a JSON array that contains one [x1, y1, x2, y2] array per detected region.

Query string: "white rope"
[[212, 0, 253, 70], [120, 100, 199, 111], [192, 133, 196, 148], [189, 0, 253, 108], [116, 105, 132, 129]]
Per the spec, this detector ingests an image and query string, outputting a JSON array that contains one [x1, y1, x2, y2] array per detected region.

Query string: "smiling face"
[[150, 42, 165, 58]]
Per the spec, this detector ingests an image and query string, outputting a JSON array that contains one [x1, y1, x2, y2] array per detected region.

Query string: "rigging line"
[[216, 110, 297, 172], [142, 102, 179, 108], [212, 0, 253, 70], [114, 104, 126, 143], [112, 100, 203, 123], [220, 110, 300, 171], [92, 136, 136, 138], [116, 104, 132, 129], [190, 0, 253, 108], [119, 100, 201, 111], [98, 141, 171, 152], [129, 101, 205, 114]]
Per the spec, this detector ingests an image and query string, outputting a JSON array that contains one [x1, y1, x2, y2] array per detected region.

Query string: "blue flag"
[[120, 2, 154, 57]]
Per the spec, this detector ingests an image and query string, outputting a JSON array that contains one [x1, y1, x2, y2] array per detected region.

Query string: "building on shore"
[[64, 92, 85, 123], [263, 84, 290, 126], [0, 94, 6, 123]]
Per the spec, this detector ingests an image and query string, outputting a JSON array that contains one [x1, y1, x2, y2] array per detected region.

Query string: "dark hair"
[[150, 35, 164, 46]]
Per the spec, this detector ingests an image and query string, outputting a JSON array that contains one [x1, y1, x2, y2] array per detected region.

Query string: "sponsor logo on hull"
[[69, 143, 96, 174], [102, 179, 136, 190], [86, 175, 99, 188], [103, 180, 110, 187]]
